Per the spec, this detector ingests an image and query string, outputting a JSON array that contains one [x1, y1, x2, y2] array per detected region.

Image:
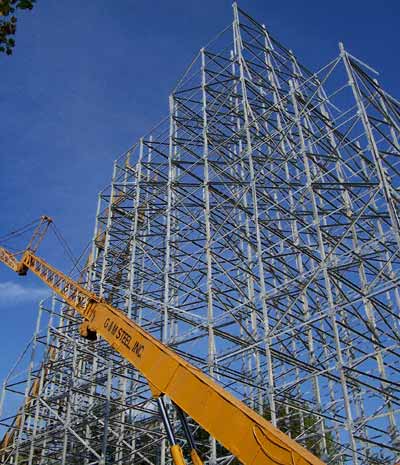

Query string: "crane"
[[0, 217, 326, 465]]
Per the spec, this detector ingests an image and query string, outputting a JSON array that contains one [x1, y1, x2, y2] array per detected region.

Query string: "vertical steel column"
[[200, 46, 217, 463], [233, 2, 277, 426], [99, 161, 118, 299], [61, 342, 78, 465], [290, 79, 359, 464], [163, 96, 177, 345], [14, 298, 44, 465], [100, 361, 113, 464]]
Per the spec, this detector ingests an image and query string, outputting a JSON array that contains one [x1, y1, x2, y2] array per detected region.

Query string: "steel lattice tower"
[[1, 4, 399, 465]]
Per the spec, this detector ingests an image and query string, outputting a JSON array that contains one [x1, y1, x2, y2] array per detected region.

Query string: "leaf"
[[16, 0, 34, 10]]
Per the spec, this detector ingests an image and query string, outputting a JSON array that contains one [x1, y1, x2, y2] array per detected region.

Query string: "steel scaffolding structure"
[[1, 4, 399, 465]]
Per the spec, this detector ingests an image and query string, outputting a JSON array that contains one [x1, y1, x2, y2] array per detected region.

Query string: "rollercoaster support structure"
[[0, 3, 400, 465]]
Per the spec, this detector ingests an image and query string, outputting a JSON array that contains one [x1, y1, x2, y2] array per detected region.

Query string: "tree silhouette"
[[0, 0, 35, 55]]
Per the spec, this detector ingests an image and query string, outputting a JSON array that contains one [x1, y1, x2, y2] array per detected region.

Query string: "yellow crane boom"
[[0, 221, 325, 465]]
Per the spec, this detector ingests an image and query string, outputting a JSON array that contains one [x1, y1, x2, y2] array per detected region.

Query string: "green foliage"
[[364, 451, 393, 465], [0, 0, 35, 55], [188, 402, 338, 464], [262, 403, 338, 461]]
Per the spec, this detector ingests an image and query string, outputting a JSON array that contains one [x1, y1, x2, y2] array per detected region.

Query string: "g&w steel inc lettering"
[[104, 318, 144, 358]]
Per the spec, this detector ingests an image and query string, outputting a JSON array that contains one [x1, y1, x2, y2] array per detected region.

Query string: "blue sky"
[[0, 0, 398, 384]]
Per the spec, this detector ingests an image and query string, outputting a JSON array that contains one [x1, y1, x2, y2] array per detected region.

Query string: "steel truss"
[[1, 4, 400, 465]]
